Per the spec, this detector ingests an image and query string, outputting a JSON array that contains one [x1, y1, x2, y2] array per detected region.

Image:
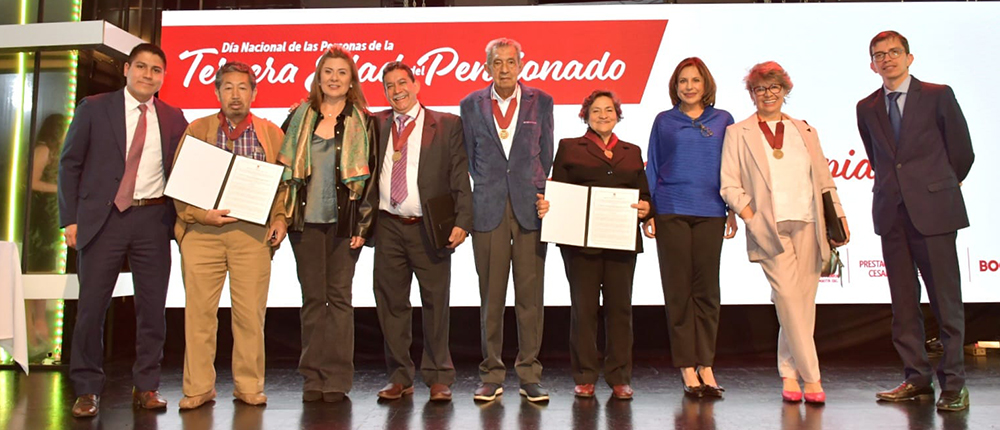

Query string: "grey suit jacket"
[[856, 76, 974, 236], [720, 114, 844, 263], [460, 83, 554, 232], [375, 107, 473, 255], [58, 89, 188, 249]]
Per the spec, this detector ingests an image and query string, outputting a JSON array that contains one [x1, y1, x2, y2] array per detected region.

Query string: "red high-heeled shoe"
[[804, 380, 826, 404], [782, 378, 802, 403]]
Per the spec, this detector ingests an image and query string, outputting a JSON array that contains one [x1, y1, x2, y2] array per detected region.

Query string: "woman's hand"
[[724, 210, 738, 239], [350, 236, 365, 249], [535, 193, 549, 219], [632, 200, 651, 220], [642, 218, 656, 238], [739, 206, 754, 222], [829, 217, 851, 247]]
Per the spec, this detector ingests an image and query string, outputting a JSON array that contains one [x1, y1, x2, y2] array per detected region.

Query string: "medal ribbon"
[[491, 97, 518, 132], [218, 112, 253, 142], [756, 113, 784, 152], [584, 129, 619, 158], [391, 108, 419, 152]]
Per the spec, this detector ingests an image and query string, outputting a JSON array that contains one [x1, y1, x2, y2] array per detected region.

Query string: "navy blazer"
[[460, 83, 554, 232], [856, 76, 974, 236], [374, 107, 474, 256], [58, 89, 188, 249], [551, 135, 651, 254]]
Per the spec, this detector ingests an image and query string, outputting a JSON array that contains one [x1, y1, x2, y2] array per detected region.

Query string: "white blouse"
[[761, 120, 815, 223]]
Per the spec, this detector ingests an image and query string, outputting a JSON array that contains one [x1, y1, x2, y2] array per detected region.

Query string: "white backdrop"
[[155, 3, 1000, 307]]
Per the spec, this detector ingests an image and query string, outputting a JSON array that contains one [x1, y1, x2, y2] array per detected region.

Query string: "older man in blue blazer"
[[59, 43, 188, 417], [857, 31, 974, 411], [460, 37, 554, 403]]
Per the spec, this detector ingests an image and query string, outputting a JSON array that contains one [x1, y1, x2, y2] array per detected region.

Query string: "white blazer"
[[720, 114, 844, 263]]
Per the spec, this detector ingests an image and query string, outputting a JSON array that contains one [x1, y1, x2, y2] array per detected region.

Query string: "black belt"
[[381, 211, 422, 225]]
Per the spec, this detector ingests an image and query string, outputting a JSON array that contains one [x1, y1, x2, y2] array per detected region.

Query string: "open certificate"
[[540, 181, 639, 251], [164, 136, 284, 225]]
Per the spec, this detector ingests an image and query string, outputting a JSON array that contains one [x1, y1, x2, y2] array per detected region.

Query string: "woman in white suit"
[[720, 61, 849, 404]]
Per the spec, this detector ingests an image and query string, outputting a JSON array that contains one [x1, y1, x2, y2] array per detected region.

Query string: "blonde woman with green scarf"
[[278, 46, 379, 403]]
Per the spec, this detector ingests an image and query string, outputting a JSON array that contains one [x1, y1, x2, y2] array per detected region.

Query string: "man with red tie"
[[59, 43, 188, 417]]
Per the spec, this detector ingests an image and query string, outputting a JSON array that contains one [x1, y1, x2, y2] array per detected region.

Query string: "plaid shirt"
[[216, 120, 266, 161]]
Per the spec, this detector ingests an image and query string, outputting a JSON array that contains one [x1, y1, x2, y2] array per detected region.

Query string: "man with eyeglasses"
[[856, 30, 974, 412]]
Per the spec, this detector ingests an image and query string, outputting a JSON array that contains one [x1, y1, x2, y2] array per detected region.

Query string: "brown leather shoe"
[[132, 388, 168, 409], [611, 384, 634, 400], [574, 384, 596, 398], [377, 383, 414, 400], [179, 389, 217, 410], [429, 384, 452, 402], [233, 391, 267, 406], [72, 394, 100, 418]]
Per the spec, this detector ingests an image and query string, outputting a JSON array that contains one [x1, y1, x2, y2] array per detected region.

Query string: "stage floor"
[[1, 354, 998, 430]]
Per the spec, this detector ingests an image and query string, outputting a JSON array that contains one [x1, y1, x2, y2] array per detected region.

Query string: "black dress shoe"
[[936, 387, 969, 411], [696, 369, 724, 398], [683, 383, 704, 398], [876, 382, 934, 402]]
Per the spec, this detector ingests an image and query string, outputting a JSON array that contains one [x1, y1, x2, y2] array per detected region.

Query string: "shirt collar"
[[490, 83, 520, 104], [124, 88, 154, 112], [394, 103, 422, 122], [884, 75, 912, 95]]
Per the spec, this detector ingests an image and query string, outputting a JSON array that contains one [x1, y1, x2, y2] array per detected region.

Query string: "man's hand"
[[642, 218, 655, 238], [535, 193, 549, 219], [350, 236, 366, 249], [64, 224, 78, 249], [447, 227, 467, 249], [724, 211, 738, 239], [268, 219, 288, 246], [205, 209, 239, 227]]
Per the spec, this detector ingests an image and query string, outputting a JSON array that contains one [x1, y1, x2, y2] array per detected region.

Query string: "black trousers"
[[70, 204, 172, 395], [373, 212, 455, 387], [654, 214, 725, 368], [289, 223, 360, 394], [882, 203, 965, 391], [560, 246, 636, 386]]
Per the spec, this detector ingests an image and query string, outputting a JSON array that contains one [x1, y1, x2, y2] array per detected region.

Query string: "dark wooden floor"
[[2, 354, 998, 430]]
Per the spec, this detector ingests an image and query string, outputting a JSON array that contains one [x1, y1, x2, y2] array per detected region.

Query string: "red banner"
[[159, 20, 668, 109]]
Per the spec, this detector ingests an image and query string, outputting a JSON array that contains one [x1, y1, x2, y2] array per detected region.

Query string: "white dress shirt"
[[491, 83, 521, 159], [884, 75, 912, 116], [123, 90, 165, 199], [378, 104, 424, 217]]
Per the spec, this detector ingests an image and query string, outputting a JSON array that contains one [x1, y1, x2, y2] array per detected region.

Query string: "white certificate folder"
[[540, 181, 639, 251], [164, 136, 284, 225]]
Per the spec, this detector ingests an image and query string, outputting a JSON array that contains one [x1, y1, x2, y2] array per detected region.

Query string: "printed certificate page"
[[539, 181, 589, 247], [585, 186, 638, 251], [216, 156, 285, 225], [164, 136, 231, 210]]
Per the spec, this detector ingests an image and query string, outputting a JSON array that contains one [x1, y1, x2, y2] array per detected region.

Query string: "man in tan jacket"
[[172, 62, 287, 409]]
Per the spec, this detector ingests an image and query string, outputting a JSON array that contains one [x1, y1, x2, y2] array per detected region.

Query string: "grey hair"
[[214, 62, 257, 90], [485, 38, 523, 66]]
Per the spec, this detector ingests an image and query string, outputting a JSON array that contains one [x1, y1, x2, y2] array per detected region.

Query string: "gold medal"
[[500, 129, 509, 139], [773, 149, 784, 159], [392, 151, 402, 162], [604, 150, 613, 159]]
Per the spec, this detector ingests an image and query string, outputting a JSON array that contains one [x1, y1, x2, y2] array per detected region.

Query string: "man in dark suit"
[[372, 62, 472, 403], [58, 43, 189, 417], [460, 37, 554, 403], [856, 30, 974, 411]]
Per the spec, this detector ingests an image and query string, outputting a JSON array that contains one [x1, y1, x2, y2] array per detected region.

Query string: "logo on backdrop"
[[159, 20, 669, 108]]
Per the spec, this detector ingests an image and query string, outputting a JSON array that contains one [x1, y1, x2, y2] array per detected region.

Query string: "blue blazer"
[[58, 89, 188, 249], [856, 76, 974, 236], [460, 83, 554, 232]]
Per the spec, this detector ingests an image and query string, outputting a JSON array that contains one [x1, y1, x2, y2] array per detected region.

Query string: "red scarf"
[[218, 112, 253, 141]]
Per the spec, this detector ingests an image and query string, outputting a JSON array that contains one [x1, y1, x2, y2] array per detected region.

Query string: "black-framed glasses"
[[872, 48, 905, 62], [752, 84, 783, 96], [693, 120, 713, 138]]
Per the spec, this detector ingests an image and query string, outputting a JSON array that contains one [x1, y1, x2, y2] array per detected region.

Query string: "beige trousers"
[[758, 220, 822, 383], [180, 221, 271, 396]]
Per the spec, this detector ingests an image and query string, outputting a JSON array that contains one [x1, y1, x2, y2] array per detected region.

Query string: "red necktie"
[[114, 104, 148, 211]]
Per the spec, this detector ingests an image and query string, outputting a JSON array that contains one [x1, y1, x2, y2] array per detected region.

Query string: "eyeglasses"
[[693, 120, 713, 138], [872, 48, 905, 62], [752, 84, 783, 96]]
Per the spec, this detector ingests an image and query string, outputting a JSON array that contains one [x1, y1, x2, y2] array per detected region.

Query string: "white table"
[[0, 241, 28, 374]]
